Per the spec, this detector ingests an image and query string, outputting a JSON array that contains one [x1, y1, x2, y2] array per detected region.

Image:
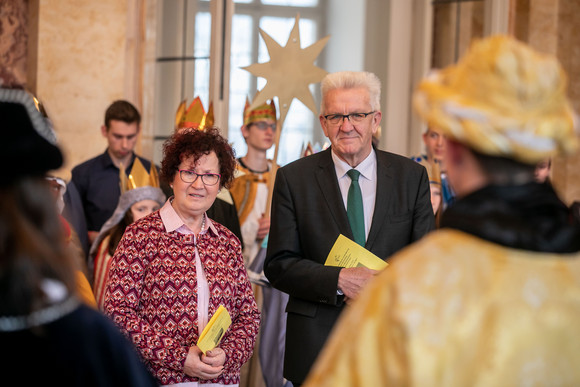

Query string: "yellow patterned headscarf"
[[413, 35, 578, 164]]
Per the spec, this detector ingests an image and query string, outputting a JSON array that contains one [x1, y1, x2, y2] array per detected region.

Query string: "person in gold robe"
[[230, 98, 277, 274], [230, 99, 288, 387], [303, 35, 580, 387]]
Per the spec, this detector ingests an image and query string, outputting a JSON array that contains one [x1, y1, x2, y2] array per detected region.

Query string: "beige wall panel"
[[528, 0, 559, 55], [36, 0, 130, 179]]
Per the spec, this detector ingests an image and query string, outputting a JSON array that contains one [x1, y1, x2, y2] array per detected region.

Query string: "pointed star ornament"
[[242, 14, 329, 126]]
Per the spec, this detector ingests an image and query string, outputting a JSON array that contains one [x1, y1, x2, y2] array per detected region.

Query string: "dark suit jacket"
[[264, 147, 435, 383]]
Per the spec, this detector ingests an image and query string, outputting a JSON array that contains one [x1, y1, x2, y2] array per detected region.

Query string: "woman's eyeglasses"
[[178, 169, 221, 186]]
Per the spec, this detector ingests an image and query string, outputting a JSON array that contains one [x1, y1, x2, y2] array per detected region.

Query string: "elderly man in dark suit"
[[264, 71, 435, 386]]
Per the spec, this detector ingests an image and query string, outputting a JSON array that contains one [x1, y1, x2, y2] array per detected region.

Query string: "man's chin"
[[335, 138, 361, 151]]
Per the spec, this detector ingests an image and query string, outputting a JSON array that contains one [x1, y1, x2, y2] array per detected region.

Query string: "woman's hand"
[[184, 346, 224, 380], [202, 347, 226, 368]]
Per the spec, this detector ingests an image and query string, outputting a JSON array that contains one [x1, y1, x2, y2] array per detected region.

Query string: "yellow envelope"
[[197, 305, 232, 354], [325, 234, 388, 270]]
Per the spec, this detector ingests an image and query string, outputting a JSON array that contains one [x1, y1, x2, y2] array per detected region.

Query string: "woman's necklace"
[[199, 213, 206, 234]]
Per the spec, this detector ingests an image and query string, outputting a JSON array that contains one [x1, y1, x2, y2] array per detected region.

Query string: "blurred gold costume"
[[305, 229, 580, 386], [305, 35, 580, 387]]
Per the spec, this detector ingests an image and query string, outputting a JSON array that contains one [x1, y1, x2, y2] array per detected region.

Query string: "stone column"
[[512, 0, 580, 205]]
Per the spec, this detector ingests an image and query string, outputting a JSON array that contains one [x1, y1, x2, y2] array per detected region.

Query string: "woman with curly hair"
[[104, 127, 260, 386]]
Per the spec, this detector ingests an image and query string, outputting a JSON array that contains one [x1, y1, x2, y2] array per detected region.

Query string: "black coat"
[[441, 182, 580, 253], [264, 147, 435, 383]]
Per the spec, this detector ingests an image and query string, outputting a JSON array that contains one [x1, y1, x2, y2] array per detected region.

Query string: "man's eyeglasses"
[[323, 112, 375, 126], [178, 169, 221, 186], [249, 121, 276, 131]]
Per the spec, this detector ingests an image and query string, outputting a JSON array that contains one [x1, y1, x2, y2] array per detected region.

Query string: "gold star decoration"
[[242, 13, 329, 126]]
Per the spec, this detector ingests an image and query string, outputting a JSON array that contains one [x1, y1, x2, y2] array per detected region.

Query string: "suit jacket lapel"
[[366, 151, 393, 250], [315, 148, 353, 240]]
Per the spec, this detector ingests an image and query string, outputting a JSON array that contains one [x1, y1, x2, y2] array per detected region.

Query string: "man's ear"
[[241, 125, 250, 139], [101, 125, 108, 137], [372, 111, 382, 129]]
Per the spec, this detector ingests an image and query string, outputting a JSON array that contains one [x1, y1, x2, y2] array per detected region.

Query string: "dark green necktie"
[[346, 169, 365, 246]]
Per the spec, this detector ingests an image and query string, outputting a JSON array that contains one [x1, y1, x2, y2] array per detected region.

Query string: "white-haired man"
[[265, 71, 435, 386]]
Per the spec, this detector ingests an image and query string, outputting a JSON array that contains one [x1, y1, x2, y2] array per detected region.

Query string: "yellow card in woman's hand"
[[197, 305, 232, 354]]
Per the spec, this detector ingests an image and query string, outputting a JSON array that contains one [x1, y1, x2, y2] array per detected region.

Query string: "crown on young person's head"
[[175, 96, 214, 131], [243, 97, 277, 126], [119, 158, 160, 194]]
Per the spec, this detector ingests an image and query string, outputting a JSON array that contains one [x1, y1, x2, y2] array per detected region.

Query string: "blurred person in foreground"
[[104, 127, 260, 386], [264, 71, 434, 386], [534, 157, 551, 184], [303, 35, 580, 387], [0, 88, 157, 386]]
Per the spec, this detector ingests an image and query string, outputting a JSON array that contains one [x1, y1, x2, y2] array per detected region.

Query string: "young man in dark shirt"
[[68, 100, 153, 246]]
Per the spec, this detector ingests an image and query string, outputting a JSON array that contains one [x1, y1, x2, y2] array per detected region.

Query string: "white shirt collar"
[[331, 147, 376, 181], [159, 197, 216, 235]]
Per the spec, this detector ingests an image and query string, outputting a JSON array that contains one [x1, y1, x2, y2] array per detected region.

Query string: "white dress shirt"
[[331, 148, 377, 241]]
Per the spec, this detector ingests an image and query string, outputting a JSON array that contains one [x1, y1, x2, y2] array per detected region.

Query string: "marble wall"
[[512, 0, 580, 205], [0, 0, 28, 88], [432, 2, 484, 69], [555, 0, 580, 205]]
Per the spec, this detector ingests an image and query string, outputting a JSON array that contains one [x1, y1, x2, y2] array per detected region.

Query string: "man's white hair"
[[320, 71, 382, 114]]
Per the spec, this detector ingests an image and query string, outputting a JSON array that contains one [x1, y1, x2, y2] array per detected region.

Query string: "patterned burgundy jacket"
[[104, 211, 260, 385]]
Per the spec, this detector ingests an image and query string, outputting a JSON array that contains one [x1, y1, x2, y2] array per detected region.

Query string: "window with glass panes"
[[153, 0, 326, 166]]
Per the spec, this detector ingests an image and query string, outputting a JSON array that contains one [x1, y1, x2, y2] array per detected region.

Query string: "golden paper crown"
[[175, 96, 214, 131], [120, 158, 160, 194], [413, 35, 578, 164], [243, 97, 277, 126]]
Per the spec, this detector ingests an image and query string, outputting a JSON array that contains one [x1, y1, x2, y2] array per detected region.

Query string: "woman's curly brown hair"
[[160, 127, 236, 189]]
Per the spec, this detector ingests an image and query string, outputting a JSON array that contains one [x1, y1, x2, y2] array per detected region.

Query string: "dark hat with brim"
[[0, 88, 63, 185]]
